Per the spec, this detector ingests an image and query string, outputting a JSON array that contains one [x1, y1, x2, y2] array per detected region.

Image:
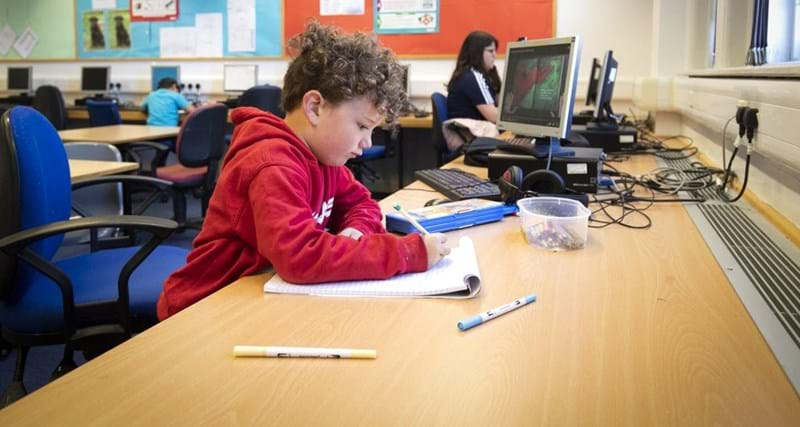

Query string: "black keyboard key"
[[414, 168, 501, 201]]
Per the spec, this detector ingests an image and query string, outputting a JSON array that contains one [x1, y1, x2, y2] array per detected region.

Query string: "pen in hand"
[[393, 203, 429, 235]]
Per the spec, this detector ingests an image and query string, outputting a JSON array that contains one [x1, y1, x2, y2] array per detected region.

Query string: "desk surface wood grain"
[[58, 124, 180, 144], [1, 156, 797, 425], [68, 159, 138, 183]]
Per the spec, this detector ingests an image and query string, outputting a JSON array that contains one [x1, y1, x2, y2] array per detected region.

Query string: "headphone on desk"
[[497, 166, 566, 204]]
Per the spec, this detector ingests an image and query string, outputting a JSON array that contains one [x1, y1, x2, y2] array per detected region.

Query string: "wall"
[[0, 0, 656, 110], [673, 77, 800, 226], [634, 0, 800, 228]]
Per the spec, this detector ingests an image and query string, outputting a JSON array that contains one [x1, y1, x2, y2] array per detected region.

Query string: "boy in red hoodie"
[[157, 22, 450, 319]]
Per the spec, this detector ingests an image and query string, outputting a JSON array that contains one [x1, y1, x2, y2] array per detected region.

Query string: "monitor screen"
[[585, 58, 601, 107], [496, 36, 581, 140], [223, 64, 258, 92], [7, 67, 32, 92], [81, 66, 110, 92], [401, 64, 410, 94], [151, 65, 181, 91], [593, 50, 618, 121]]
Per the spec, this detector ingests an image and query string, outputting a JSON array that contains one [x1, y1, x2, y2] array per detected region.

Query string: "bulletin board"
[[0, 0, 76, 60], [75, 0, 282, 59], [284, 0, 554, 57]]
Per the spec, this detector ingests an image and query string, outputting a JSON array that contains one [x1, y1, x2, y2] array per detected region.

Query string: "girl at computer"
[[446, 31, 502, 122]]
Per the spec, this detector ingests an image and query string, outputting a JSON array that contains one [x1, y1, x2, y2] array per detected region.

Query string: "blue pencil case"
[[386, 199, 507, 234]]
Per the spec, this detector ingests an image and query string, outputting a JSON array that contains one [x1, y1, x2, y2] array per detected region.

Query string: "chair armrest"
[[123, 141, 172, 176], [0, 215, 178, 254], [125, 141, 171, 152], [72, 175, 173, 191], [0, 215, 180, 336]]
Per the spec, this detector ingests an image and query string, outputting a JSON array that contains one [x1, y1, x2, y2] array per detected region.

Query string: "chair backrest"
[[64, 142, 124, 217], [430, 92, 453, 165], [85, 99, 121, 126], [0, 107, 72, 295], [0, 110, 21, 291], [238, 84, 285, 118], [33, 85, 67, 130], [176, 103, 228, 169]]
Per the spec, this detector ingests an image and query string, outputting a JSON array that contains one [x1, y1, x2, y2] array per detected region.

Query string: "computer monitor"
[[81, 66, 110, 93], [151, 65, 181, 91], [7, 67, 32, 94], [496, 36, 582, 157], [223, 64, 258, 93], [590, 50, 618, 129], [585, 58, 601, 107], [401, 64, 410, 95]]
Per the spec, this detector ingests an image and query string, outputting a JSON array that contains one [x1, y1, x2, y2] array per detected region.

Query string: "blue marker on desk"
[[458, 294, 537, 331]]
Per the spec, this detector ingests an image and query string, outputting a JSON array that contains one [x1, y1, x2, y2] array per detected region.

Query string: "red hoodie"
[[157, 108, 427, 319]]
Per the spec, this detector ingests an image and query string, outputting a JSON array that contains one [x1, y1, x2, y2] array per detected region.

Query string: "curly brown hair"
[[282, 21, 407, 123]]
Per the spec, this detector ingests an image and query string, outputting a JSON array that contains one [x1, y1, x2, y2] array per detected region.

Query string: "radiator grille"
[[698, 204, 800, 347]]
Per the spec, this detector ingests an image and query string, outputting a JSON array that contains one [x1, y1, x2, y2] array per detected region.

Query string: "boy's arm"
[[249, 165, 427, 284], [326, 167, 385, 236]]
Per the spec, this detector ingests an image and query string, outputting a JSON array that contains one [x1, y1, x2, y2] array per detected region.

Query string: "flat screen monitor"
[[585, 58, 601, 107], [223, 64, 258, 93], [151, 65, 181, 91], [401, 64, 410, 94], [592, 50, 618, 122], [81, 66, 110, 92], [496, 36, 581, 156], [7, 67, 32, 93]]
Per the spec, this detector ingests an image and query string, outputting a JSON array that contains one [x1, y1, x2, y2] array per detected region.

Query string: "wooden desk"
[[66, 107, 149, 123], [58, 125, 180, 145], [69, 159, 138, 183], [397, 114, 433, 129], [2, 160, 798, 424]]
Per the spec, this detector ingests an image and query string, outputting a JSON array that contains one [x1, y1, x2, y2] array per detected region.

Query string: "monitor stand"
[[532, 136, 574, 158]]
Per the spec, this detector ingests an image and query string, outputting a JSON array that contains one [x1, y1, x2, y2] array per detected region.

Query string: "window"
[[766, 0, 798, 64]]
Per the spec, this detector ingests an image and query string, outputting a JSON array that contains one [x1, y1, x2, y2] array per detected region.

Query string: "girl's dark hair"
[[282, 21, 407, 123], [446, 31, 501, 94]]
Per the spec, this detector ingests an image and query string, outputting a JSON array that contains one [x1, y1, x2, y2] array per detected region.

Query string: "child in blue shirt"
[[142, 77, 195, 127]]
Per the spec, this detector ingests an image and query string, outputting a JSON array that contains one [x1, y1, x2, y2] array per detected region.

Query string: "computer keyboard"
[[414, 168, 501, 201]]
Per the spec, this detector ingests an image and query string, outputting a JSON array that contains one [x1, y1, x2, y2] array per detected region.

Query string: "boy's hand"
[[338, 227, 363, 240], [423, 233, 450, 269]]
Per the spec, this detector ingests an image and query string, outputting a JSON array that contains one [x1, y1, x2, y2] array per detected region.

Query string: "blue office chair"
[[431, 92, 459, 165], [347, 144, 387, 183], [0, 107, 188, 405], [238, 84, 285, 118], [85, 98, 121, 126]]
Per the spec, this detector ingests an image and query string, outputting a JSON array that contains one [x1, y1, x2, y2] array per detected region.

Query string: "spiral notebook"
[[263, 236, 481, 298]]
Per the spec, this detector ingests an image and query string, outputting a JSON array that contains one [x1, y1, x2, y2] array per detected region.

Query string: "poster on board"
[[130, 0, 179, 22], [82, 10, 107, 50], [374, 0, 439, 34]]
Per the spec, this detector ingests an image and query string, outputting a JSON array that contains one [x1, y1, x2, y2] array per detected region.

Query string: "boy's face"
[[307, 96, 383, 166]]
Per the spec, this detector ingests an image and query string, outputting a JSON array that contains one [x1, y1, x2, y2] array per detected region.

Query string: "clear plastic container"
[[516, 197, 591, 251]]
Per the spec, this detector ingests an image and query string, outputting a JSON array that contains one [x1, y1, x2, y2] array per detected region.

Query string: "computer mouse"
[[414, 111, 430, 118], [424, 198, 451, 207]]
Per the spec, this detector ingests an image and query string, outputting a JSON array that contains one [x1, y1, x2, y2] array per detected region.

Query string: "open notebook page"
[[264, 236, 480, 298]]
